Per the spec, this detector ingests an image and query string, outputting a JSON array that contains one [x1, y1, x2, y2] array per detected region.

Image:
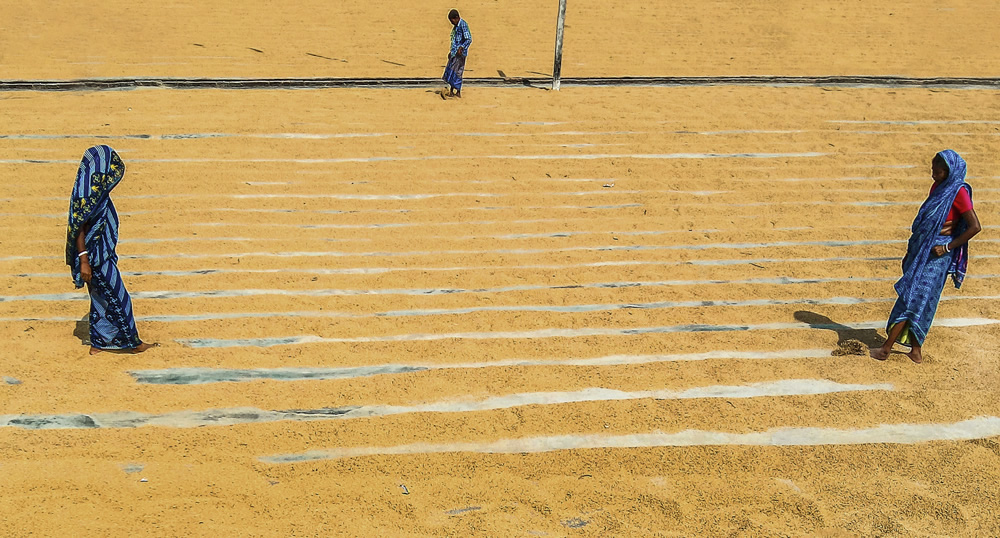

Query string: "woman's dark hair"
[[933, 153, 949, 174], [448, 9, 460, 19]]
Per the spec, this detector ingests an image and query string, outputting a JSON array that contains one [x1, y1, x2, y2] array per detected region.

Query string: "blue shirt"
[[450, 19, 472, 57]]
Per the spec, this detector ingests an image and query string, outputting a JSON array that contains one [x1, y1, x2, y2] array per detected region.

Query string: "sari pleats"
[[87, 260, 141, 349], [887, 235, 952, 345]]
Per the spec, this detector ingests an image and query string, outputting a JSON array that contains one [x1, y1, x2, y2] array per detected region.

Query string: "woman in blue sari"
[[66, 145, 156, 355], [871, 150, 981, 363]]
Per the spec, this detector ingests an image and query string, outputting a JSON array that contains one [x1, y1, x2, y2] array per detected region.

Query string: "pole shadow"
[[793, 310, 884, 348]]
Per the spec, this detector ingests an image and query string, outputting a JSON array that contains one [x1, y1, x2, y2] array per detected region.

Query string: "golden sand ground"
[[2, 0, 1000, 79], [3, 2, 1000, 536]]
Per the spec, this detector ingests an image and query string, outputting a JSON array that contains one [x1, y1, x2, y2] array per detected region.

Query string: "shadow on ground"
[[794, 310, 884, 348], [74, 315, 89, 345]]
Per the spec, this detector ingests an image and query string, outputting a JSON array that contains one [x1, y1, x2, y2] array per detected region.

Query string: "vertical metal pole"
[[552, 0, 567, 91]]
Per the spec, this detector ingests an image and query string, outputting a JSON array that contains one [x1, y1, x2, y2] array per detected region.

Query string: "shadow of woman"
[[794, 310, 884, 348], [73, 314, 89, 346], [72, 313, 157, 354]]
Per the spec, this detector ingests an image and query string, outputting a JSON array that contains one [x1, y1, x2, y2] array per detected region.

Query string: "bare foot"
[[89, 346, 103, 355], [906, 348, 923, 364], [869, 347, 890, 361], [131, 342, 159, 354]]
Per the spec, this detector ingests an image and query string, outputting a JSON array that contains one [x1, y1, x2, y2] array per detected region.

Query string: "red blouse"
[[929, 184, 973, 222]]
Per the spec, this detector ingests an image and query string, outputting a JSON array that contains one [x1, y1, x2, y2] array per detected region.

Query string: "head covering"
[[896, 149, 972, 299], [66, 145, 125, 287]]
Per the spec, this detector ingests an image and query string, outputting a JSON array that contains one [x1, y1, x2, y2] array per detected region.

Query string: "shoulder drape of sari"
[[895, 149, 971, 303], [65, 145, 125, 288]]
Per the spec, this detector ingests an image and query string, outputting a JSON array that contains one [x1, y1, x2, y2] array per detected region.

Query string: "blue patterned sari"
[[66, 145, 142, 350], [887, 150, 972, 346]]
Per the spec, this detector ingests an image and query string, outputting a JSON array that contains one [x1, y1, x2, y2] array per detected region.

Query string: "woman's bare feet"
[[131, 342, 159, 353], [870, 346, 890, 361], [89, 346, 103, 355], [869, 344, 923, 363]]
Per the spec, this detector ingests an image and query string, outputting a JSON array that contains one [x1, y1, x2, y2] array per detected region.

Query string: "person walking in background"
[[871, 150, 981, 363], [442, 9, 472, 98], [67, 145, 157, 355]]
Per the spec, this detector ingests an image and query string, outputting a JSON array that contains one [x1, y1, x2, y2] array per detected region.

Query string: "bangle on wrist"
[[78, 250, 88, 258], [944, 244, 951, 253]]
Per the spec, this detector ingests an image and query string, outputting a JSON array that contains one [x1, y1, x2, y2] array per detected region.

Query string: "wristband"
[[78, 250, 88, 258], [944, 244, 951, 253]]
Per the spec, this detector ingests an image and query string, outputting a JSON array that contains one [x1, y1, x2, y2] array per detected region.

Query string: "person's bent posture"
[[871, 150, 981, 363], [67, 145, 157, 355]]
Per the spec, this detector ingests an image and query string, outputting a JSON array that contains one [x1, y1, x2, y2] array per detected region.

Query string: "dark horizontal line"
[[1, 76, 1000, 92]]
